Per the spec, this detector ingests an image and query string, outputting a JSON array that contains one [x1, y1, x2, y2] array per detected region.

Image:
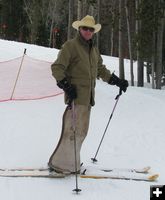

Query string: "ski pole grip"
[[24, 48, 27, 54], [119, 87, 122, 96], [115, 88, 122, 100]]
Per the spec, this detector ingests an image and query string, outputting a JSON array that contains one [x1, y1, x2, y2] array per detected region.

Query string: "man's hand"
[[57, 78, 77, 101], [109, 73, 128, 92]]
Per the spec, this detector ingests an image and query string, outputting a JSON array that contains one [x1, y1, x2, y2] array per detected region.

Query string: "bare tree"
[[136, 0, 144, 87], [155, 0, 164, 89], [68, 0, 75, 39], [88, 2, 95, 16], [23, 0, 51, 44], [96, 0, 101, 49], [77, 0, 83, 20], [125, 0, 134, 85], [48, 0, 57, 47], [151, 34, 156, 89], [77, 0, 92, 19], [23, 0, 39, 43], [119, 0, 125, 79], [110, 0, 117, 56], [82, 0, 88, 16]]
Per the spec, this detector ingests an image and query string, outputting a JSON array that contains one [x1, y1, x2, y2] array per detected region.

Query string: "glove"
[[109, 73, 128, 92], [57, 78, 77, 101]]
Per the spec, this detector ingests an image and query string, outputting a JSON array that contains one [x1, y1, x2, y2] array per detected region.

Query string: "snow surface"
[[0, 39, 165, 200]]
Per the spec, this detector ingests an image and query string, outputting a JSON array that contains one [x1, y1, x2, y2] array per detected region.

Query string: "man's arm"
[[97, 50, 128, 92], [51, 42, 72, 81]]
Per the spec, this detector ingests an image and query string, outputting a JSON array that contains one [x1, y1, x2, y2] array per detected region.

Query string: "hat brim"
[[72, 21, 101, 33]]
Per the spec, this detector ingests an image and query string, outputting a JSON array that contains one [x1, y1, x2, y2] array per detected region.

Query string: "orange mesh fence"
[[0, 55, 63, 102]]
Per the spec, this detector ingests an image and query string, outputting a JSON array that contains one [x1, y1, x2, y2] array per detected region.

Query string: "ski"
[[0, 166, 154, 180], [0, 167, 49, 172], [85, 165, 151, 174], [80, 167, 159, 181], [0, 168, 65, 178], [0, 165, 151, 173], [80, 173, 159, 181]]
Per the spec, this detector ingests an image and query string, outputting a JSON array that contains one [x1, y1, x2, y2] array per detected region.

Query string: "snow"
[[0, 39, 165, 200]]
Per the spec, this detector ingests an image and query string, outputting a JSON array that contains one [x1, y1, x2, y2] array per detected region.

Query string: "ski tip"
[[148, 174, 159, 181], [135, 166, 151, 173]]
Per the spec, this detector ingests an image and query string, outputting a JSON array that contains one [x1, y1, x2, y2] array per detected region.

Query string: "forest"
[[0, 0, 165, 89]]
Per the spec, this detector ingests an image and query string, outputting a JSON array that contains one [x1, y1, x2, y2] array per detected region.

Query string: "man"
[[48, 15, 128, 174]]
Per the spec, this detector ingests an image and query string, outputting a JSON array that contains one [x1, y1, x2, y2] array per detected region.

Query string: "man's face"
[[79, 26, 95, 41]]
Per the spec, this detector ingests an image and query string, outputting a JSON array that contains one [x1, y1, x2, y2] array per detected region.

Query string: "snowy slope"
[[0, 39, 165, 200]]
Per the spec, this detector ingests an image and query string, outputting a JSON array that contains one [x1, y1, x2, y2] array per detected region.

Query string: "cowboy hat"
[[72, 15, 101, 33]]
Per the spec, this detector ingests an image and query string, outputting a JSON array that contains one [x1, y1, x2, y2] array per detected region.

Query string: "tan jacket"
[[51, 33, 111, 106]]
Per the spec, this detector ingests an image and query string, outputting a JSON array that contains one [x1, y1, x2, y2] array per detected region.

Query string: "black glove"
[[57, 78, 77, 101], [109, 73, 128, 92]]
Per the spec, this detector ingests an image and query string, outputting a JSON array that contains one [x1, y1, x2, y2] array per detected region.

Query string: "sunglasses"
[[81, 26, 95, 32]]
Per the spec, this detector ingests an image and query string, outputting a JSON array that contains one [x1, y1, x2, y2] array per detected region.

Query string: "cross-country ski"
[[0, 165, 158, 182], [80, 171, 159, 182], [82, 165, 151, 174], [0, 169, 65, 178]]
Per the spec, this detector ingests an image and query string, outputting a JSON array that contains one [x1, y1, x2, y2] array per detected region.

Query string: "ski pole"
[[91, 88, 122, 163], [10, 48, 26, 100], [72, 101, 81, 194]]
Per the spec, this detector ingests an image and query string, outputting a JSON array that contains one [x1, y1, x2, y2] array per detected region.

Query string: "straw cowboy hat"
[[72, 15, 101, 33]]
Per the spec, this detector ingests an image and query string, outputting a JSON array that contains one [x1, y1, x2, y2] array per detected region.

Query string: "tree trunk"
[[23, 0, 42, 44], [96, 0, 101, 49], [77, 0, 82, 20], [82, 0, 88, 17], [88, 3, 95, 16], [49, 1, 57, 47], [136, 0, 144, 87], [151, 30, 156, 89], [146, 62, 151, 83], [155, 11, 164, 89], [68, 0, 74, 39], [119, 0, 125, 79], [125, 0, 134, 86], [110, 0, 116, 56]]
